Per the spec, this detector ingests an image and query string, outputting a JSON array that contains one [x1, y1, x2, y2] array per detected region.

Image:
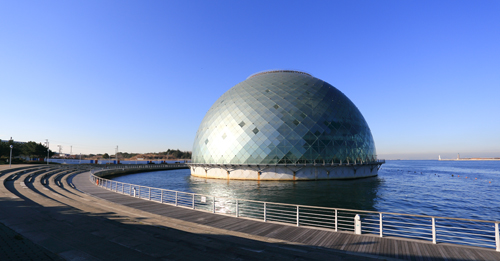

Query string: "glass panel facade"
[[192, 71, 377, 165]]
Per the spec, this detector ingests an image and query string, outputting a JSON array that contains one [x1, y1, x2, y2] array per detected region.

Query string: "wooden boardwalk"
[[72, 171, 500, 261]]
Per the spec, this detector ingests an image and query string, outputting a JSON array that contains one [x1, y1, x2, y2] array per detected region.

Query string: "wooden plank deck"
[[72, 172, 500, 261]]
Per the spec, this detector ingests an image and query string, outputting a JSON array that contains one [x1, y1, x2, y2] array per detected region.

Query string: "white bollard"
[[133, 187, 136, 197], [354, 214, 362, 235], [495, 223, 499, 252]]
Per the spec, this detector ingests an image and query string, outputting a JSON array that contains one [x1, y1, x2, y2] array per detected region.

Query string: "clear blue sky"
[[1, 1, 499, 159]]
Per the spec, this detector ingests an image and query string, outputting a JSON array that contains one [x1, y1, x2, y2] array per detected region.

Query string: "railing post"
[[296, 206, 300, 227], [138, 186, 141, 198], [192, 194, 195, 209], [264, 203, 267, 222], [495, 223, 499, 252], [379, 213, 383, 237], [354, 214, 361, 234], [235, 200, 239, 217], [121, 184, 124, 194], [432, 217, 437, 244], [213, 197, 216, 213], [160, 190, 163, 203], [148, 188, 151, 200], [335, 209, 338, 232], [175, 191, 178, 206]]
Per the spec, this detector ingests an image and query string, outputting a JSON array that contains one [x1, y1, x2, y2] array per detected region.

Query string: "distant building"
[[189, 70, 383, 180]]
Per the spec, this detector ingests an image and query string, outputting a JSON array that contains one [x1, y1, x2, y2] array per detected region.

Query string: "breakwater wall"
[[92, 164, 188, 179]]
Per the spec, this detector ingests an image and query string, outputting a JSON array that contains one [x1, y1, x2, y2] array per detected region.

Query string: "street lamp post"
[[46, 139, 49, 165], [9, 145, 13, 168]]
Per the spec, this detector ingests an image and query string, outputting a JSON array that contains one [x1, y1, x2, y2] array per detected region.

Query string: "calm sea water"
[[110, 160, 500, 221]]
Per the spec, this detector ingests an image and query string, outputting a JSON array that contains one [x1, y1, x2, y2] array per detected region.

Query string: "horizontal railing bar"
[[438, 234, 495, 242], [435, 219, 495, 226], [361, 224, 381, 229], [438, 230, 496, 238], [384, 220, 433, 227], [300, 215, 335, 221], [299, 214, 335, 219], [266, 216, 294, 223], [241, 206, 263, 211], [336, 216, 356, 220], [299, 219, 335, 225], [337, 221, 354, 226], [265, 209, 296, 215], [363, 218, 380, 222], [299, 222, 335, 229], [383, 222, 432, 228], [240, 210, 263, 215], [436, 225, 494, 233], [267, 213, 296, 219], [383, 226, 432, 232], [382, 227, 432, 234]]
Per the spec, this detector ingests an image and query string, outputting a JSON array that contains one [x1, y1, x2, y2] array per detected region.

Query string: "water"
[[110, 160, 500, 221]]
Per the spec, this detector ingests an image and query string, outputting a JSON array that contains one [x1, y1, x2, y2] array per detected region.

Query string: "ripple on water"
[[111, 160, 500, 220]]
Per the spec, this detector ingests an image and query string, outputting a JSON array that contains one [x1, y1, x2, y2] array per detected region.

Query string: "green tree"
[[22, 141, 38, 160], [161, 149, 192, 159], [102, 153, 110, 159], [0, 140, 6, 157], [34, 142, 54, 159], [0, 140, 8, 159]]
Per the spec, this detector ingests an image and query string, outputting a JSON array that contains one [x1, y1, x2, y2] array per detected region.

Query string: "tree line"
[[158, 149, 191, 159], [0, 139, 55, 162]]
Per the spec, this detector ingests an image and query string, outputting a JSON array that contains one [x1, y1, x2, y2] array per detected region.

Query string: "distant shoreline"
[[438, 158, 500, 161]]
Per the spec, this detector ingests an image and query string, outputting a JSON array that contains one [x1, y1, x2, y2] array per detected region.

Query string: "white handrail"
[[88, 165, 500, 251]]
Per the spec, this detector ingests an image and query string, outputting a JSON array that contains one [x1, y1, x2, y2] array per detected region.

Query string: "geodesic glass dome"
[[192, 70, 377, 165]]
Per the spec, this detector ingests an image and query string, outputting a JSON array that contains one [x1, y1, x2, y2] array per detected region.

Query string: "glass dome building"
[[189, 70, 384, 180]]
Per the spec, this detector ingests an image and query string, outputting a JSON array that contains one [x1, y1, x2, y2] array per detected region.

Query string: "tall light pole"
[[115, 146, 118, 164], [9, 145, 13, 168], [46, 139, 50, 165]]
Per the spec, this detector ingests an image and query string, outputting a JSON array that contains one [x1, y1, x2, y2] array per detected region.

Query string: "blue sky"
[[1, 1, 499, 159]]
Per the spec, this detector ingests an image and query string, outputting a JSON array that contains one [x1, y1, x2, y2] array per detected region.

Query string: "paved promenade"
[[1, 165, 500, 260], [0, 165, 383, 260]]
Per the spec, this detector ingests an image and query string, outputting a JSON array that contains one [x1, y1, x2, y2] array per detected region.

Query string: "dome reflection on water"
[[188, 174, 381, 211]]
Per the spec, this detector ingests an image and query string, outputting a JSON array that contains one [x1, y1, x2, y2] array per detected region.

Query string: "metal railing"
[[89, 166, 500, 251], [188, 159, 385, 167]]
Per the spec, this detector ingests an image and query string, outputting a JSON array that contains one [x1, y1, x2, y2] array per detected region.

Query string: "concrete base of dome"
[[189, 163, 382, 181]]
